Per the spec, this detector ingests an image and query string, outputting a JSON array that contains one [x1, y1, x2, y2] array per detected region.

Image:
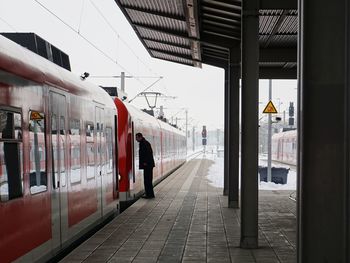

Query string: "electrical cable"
[[88, 0, 157, 78], [32, 0, 152, 88]]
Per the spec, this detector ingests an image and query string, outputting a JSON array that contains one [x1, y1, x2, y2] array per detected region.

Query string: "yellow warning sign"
[[30, 111, 44, 120], [263, 101, 278, 114]]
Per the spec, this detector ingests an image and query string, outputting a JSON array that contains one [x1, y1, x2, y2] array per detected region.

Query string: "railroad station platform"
[[61, 157, 296, 263]]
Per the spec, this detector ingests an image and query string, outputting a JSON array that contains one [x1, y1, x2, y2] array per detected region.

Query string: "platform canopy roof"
[[115, 0, 297, 79]]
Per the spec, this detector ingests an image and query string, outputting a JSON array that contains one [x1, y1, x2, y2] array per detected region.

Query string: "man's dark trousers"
[[144, 167, 155, 197]]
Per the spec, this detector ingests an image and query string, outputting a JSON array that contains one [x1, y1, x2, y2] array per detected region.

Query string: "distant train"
[[271, 129, 297, 166], [0, 34, 186, 262]]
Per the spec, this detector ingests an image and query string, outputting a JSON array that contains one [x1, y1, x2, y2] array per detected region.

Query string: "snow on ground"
[[203, 148, 296, 190]]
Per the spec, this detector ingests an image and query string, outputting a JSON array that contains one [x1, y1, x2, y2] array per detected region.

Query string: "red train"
[[115, 98, 186, 209], [271, 129, 297, 166], [0, 35, 186, 262]]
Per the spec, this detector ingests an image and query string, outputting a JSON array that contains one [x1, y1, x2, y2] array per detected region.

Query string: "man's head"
[[135, 132, 143, 142]]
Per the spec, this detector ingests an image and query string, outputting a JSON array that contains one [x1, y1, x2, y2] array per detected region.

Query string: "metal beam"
[[183, 0, 200, 38], [202, 19, 241, 31], [202, 0, 241, 11], [202, 29, 240, 41], [143, 37, 191, 50], [183, 0, 201, 61], [228, 48, 240, 208], [203, 45, 229, 55], [202, 5, 241, 18], [224, 66, 229, 196], [260, 47, 297, 62], [203, 48, 296, 62], [203, 8, 241, 24], [259, 67, 296, 79], [123, 5, 186, 21], [202, 56, 228, 68], [202, 13, 241, 26], [298, 0, 350, 261], [201, 32, 239, 48], [134, 23, 190, 39], [149, 48, 194, 61], [152, 55, 194, 67], [240, 0, 259, 249], [260, 0, 297, 9], [203, 51, 228, 60]]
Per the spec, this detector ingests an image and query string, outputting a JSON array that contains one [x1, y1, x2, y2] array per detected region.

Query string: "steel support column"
[[228, 48, 240, 208], [240, 0, 259, 248], [298, 0, 350, 261], [224, 66, 229, 196]]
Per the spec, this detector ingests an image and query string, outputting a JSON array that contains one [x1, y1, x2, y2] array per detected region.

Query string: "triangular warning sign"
[[30, 111, 44, 120], [263, 101, 278, 113]]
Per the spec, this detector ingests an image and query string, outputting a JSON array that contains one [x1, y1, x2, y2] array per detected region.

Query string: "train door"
[[50, 91, 68, 251], [95, 107, 106, 216]]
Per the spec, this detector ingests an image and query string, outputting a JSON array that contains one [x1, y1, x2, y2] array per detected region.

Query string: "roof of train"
[[115, 97, 185, 136], [0, 35, 115, 108]]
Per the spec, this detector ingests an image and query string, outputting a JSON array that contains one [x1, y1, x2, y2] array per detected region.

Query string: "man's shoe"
[[141, 195, 155, 199]]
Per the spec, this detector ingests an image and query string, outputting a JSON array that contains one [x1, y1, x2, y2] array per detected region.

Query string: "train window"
[[29, 111, 47, 194], [70, 119, 80, 136], [106, 127, 113, 172], [60, 116, 66, 187], [51, 114, 59, 189], [85, 122, 95, 179], [86, 123, 94, 142], [86, 143, 95, 179], [60, 116, 65, 135], [70, 119, 81, 184], [0, 109, 23, 201]]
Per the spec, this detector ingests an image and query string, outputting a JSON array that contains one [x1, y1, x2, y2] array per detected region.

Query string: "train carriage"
[[114, 97, 186, 209], [0, 35, 118, 262], [0, 33, 188, 262], [271, 129, 297, 166]]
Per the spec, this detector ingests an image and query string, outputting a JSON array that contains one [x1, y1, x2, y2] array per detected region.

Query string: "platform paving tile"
[[61, 158, 296, 263]]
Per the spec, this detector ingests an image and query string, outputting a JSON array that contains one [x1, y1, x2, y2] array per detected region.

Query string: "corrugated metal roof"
[[120, 0, 185, 17], [145, 40, 192, 56], [137, 27, 191, 47], [151, 50, 193, 65], [115, 0, 298, 78], [126, 9, 187, 32]]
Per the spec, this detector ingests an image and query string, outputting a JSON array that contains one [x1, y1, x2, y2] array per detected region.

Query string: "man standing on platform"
[[136, 133, 155, 199]]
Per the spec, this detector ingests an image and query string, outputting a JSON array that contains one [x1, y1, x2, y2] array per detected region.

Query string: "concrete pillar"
[[240, 0, 259, 248], [223, 66, 229, 196], [298, 0, 350, 261], [228, 48, 240, 208]]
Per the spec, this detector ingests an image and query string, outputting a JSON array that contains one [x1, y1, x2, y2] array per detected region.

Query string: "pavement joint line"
[[157, 159, 203, 262], [68, 161, 196, 262], [109, 159, 203, 262]]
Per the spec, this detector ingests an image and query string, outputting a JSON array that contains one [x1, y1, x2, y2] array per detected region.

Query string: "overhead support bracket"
[[183, 0, 202, 67]]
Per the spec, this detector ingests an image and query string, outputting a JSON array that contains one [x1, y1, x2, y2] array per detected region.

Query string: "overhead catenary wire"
[[78, 0, 86, 34], [0, 16, 17, 31], [32, 0, 130, 73], [128, 77, 163, 103], [88, 0, 156, 78], [32, 0, 154, 89]]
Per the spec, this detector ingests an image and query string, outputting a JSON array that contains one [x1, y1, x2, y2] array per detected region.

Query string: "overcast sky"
[[0, 0, 297, 130]]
